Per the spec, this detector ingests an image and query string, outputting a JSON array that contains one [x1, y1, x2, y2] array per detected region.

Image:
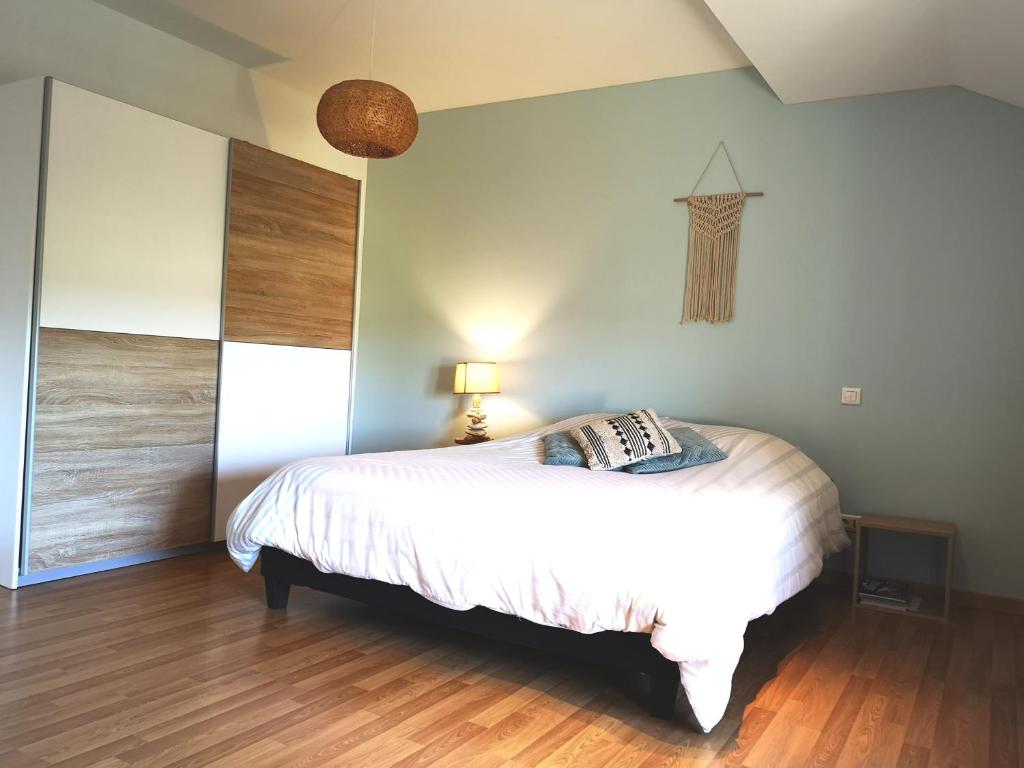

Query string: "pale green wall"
[[354, 68, 1024, 599]]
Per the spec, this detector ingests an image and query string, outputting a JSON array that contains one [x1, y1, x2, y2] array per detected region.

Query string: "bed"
[[227, 414, 848, 732]]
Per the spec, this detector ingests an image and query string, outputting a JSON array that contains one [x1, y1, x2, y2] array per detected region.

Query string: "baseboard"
[[818, 568, 1024, 617], [16, 541, 226, 587], [951, 589, 1024, 617]]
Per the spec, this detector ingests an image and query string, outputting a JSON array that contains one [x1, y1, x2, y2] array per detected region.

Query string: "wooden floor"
[[0, 554, 1020, 768]]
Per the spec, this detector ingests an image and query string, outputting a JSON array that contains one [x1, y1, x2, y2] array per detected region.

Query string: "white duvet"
[[227, 415, 847, 732]]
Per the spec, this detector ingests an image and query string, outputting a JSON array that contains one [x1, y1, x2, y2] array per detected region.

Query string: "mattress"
[[227, 414, 848, 731]]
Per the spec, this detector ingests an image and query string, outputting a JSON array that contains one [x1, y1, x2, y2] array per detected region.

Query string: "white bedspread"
[[227, 415, 847, 732]]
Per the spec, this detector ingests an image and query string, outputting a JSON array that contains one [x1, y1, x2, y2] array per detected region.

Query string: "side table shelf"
[[851, 515, 956, 622]]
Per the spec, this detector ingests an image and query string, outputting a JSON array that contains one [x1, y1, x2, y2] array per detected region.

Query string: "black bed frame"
[[260, 546, 680, 719]]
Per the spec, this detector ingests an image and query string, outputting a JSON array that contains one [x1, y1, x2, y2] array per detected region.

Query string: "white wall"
[[0, 0, 366, 181]]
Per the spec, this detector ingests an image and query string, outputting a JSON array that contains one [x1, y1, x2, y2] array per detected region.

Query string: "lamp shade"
[[317, 80, 418, 159], [453, 362, 500, 395]]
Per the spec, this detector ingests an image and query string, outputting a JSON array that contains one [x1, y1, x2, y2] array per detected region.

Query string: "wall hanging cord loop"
[[689, 140, 745, 196]]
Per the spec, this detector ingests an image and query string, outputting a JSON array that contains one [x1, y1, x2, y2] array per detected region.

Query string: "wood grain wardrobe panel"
[[224, 140, 359, 350], [29, 329, 218, 571]]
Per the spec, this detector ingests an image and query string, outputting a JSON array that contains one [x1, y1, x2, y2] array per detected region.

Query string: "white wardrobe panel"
[[214, 342, 351, 540], [0, 78, 45, 589], [39, 81, 227, 340]]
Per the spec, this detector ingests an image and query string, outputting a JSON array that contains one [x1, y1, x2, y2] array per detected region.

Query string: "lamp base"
[[455, 434, 492, 445], [456, 394, 492, 444]]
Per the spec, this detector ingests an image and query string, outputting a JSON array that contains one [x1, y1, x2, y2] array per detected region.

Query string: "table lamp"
[[452, 362, 500, 444]]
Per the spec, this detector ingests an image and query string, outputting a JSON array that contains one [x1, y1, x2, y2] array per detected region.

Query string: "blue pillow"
[[542, 432, 588, 467], [623, 427, 726, 474]]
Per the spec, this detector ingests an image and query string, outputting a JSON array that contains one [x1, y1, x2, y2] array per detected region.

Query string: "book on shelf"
[[858, 593, 923, 613], [858, 577, 909, 606]]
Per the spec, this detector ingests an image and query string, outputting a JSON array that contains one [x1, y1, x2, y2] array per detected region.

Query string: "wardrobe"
[[0, 77, 358, 588]]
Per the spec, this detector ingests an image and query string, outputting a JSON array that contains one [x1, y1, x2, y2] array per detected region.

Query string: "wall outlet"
[[841, 387, 862, 405]]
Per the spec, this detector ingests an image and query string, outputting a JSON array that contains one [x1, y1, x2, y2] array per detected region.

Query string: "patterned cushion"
[[569, 409, 681, 471], [542, 432, 588, 467], [623, 427, 727, 474]]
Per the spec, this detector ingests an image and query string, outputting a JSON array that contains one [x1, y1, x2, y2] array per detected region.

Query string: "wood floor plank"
[[531, 712, 636, 768], [924, 626, 954, 682], [1014, 622, 1024, 688], [511, 694, 612, 766], [200, 738, 289, 768], [833, 690, 907, 768], [896, 742, 929, 767], [47, 736, 147, 768], [944, 614, 975, 692], [872, 627, 932, 727], [0, 554, 1014, 768], [969, 609, 996, 697], [903, 677, 943, 751], [389, 720, 487, 768], [805, 674, 873, 768], [992, 613, 1016, 687], [777, 618, 879, 733], [989, 683, 1019, 768], [485, 681, 602, 763], [469, 668, 569, 727], [740, 713, 819, 768], [712, 706, 775, 768], [930, 686, 991, 768], [1017, 688, 1024, 768], [750, 632, 827, 713], [0, 747, 47, 767], [438, 711, 539, 768], [596, 715, 682, 768], [406, 659, 547, 745]]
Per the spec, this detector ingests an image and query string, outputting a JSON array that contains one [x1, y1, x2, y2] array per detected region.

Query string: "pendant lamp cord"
[[368, 0, 377, 80]]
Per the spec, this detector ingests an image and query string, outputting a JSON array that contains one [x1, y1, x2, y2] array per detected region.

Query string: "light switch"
[[841, 387, 862, 406]]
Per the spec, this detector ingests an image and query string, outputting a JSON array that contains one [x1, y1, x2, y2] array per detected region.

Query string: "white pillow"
[[569, 409, 681, 470]]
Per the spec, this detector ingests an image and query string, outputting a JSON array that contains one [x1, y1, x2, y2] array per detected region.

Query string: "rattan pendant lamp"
[[316, 0, 418, 159]]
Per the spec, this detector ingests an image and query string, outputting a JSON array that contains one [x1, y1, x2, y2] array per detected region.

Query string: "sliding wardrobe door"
[[216, 342, 350, 540], [215, 141, 358, 539], [39, 82, 226, 340], [26, 82, 228, 574], [29, 331, 217, 570]]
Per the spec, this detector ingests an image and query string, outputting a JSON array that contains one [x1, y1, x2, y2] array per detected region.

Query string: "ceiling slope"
[[704, 0, 1024, 109], [92, 0, 749, 112]]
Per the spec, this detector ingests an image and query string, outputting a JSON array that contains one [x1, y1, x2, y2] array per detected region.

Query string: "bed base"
[[259, 546, 680, 719]]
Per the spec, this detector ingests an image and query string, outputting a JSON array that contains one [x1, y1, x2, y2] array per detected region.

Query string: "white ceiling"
[[92, 0, 750, 112], [93, 0, 1024, 112], [704, 0, 1024, 109]]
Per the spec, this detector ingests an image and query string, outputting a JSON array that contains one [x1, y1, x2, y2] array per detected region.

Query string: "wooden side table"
[[851, 515, 956, 622]]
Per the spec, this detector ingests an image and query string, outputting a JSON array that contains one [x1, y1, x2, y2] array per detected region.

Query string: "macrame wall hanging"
[[674, 142, 763, 323]]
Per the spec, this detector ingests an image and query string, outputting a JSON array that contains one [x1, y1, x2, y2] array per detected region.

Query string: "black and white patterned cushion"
[[569, 409, 681, 470]]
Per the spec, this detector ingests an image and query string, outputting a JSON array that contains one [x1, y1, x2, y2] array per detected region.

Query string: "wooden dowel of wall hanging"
[[673, 191, 764, 203]]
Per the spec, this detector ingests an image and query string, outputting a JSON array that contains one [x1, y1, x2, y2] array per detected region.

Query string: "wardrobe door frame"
[[18, 79, 229, 584], [0, 77, 48, 589], [212, 139, 361, 540]]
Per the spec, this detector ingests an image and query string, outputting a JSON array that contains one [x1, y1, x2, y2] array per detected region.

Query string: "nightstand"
[[851, 515, 956, 622]]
